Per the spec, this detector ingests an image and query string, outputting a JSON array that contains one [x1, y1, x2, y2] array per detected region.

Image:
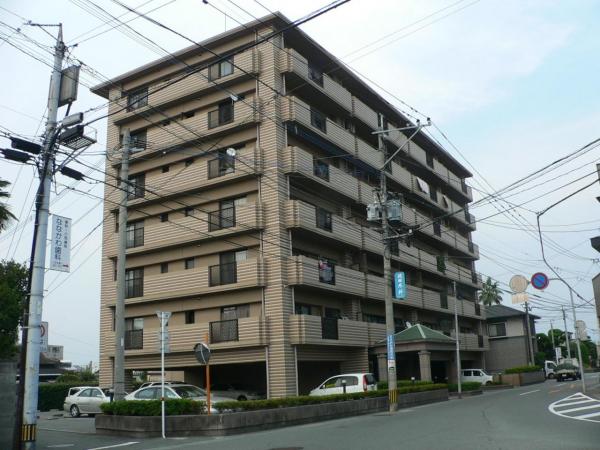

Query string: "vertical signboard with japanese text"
[[50, 215, 71, 272]]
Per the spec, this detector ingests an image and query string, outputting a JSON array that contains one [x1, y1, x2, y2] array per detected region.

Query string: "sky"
[[1, 0, 599, 366]]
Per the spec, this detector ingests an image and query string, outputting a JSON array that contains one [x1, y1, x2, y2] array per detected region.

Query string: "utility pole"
[[114, 129, 130, 401], [524, 302, 534, 365], [377, 115, 397, 413], [561, 306, 571, 360], [20, 26, 65, 450], [452, 281, 462, 399], [550, 320, 557, 364], [568, 287, 586, 392]]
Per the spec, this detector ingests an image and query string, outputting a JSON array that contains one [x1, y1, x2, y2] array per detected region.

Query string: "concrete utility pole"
[[377, 115, 398, 413], [550, 320, 558, 364], [21, 26, 65, 450], [567, 287, 586, 392], [114, 129, 130, 401], [524, 302, 535, 365], [561, 306, 571, 360], [452, 281, 462, 399]]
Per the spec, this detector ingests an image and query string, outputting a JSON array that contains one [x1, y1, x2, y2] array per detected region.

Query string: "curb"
[[449, 390, 482, 398]]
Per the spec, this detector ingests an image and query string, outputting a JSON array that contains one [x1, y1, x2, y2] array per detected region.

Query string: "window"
[[185, 310, 195, 324], [127, 174, 145, 199], [134, 388, 157, 400], [363, 314, 385, 324], [125, 221, 144, 248], [208, 58, 234, 80], [184, 207, 194, 217], [208, 149, 235, 179], [426, 152, 434, 168], [129, 130, 147, 153], [460, 327, 474, 334], [185, 158, 194, 167], [160, 213, 168, 222], [125, 317, 143, 349], [182, 110, 195, 119], [318, 259, 335, 284], [208, 100, 234, 128], [430, 189, 438, 202], [442, 195, 450, 209], [310, 108, 327, 132], [127, 87, 148, 111], [488, 322, 507, 338], [440, 290, 448, 309], [433, 221, 441, 237], [295, 303, 314, 315], [316, 208, 332, 232], [221, 304, 249, 320], [415, 177, 430, 195], [162, 165, 170, 173], [160, 262, 168, 274], [308, 64, 323, 86], [125, 268, 143, 298], [161, 119, 171, 127], [313, 159, 329, 181], [184, 257, 195, 270]]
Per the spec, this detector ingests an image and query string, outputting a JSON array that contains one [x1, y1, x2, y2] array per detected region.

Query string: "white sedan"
[[63, 386, 110, 417], [125, 384, 230, 412]]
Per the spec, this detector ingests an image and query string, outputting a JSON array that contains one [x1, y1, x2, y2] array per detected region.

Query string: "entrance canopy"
[[372, 324, 456, 354]]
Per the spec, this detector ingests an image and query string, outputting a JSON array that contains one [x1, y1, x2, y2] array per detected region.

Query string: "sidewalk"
[[584, 373, 600, 399]]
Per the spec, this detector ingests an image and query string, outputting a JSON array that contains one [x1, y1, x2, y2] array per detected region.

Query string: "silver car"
[[63, 386, 110, 417], [211, 383, 265, 401], [124, 384, 230, 413]]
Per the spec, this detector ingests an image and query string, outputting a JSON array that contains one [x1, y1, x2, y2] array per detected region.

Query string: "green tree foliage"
[[0, 178, 16, 232], [536, 333, 553, 361], [478, 277, 502, 306], [0, 259, 28, 359]]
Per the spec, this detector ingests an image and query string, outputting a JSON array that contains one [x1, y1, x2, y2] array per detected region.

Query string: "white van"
[[461, 369, 493, 385], [544, 360, 557, 379], [309, 373, 377, 396]]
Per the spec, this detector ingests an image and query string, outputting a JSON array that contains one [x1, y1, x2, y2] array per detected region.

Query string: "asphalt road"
[[38, 374, 600, 450]]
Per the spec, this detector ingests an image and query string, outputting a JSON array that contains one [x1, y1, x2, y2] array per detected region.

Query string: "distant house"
[[484, 304, 539, 373]]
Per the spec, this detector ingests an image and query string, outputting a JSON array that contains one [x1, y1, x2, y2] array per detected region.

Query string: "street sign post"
[[393, 272, 406, 299], [156, 311, 171, 439], [531, 272, 549, 290], [194, 341, 212, 414]]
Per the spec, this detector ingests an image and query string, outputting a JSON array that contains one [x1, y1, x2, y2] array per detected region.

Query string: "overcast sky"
[[1, 0, 599, 366]]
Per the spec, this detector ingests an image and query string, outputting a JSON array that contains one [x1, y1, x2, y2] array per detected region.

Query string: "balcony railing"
[[210, 319, 239, 343], [209, 262, 237, 286], [124, 329, 143, 350], [208, 206, 235, 231], [321, 317, 339, 340]]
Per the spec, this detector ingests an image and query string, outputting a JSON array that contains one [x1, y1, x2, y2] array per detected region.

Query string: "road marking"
[[86, 443, 139, 450], [47, 445, 75, 448], [519, 389, 540, 396], [548, 393, 600, 423]]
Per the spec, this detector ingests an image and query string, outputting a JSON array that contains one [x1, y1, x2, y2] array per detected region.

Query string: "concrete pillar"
[[418, 351, 432, 382], [377, 354, 388, 382]]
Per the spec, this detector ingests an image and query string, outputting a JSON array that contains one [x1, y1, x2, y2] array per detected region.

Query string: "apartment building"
[[92, 12, 486, 398]]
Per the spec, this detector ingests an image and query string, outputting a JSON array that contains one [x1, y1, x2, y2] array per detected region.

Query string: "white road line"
[[555, 403, 600, 414], [548, 393, 600, 423], [519, 389, 540, 396], [552, 399, 596, 408], [86, 443, 139, 450]]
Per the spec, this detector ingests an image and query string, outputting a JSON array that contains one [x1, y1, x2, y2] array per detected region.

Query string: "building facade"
[[92, 13, 486, 397], [484, 304, 538, 373]]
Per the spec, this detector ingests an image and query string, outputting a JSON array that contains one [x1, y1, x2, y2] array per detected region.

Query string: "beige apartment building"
[[92, 12, 487, 397]]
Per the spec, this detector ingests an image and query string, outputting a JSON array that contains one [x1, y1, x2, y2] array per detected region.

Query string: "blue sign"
[[531, 272, 549, 290], [394, 272, 406, 299], [387, 334, 395, 361]]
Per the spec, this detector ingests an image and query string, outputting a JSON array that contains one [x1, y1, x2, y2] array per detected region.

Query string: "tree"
[[0, 260, 28, 359], [0, 178, 16, 232], [536, 333, 553, 361], [478, 277, 502, 306]]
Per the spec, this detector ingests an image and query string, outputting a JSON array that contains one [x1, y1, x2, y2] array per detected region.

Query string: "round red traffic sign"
[[531, 272, 549, 290]]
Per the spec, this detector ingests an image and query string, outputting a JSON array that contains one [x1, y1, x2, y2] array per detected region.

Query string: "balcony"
[[451, 332, 488, 351], [288, 255, 366, 298], [111, 258, 265, 304], [280, 48, 352, 111], [285, 200, 362, 249], [210, 319, 239, 343], [283, 146, 359, 201], [289, 314, 386, 347], [352, 96, 378, 130], [110, 48, 259, 124], [124, 329, 143, 350]]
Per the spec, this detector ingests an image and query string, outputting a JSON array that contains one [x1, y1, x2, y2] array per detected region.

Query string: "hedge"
[[101, 399, 204, 416], [448, 382, 481, 392], [38, 382, 98, 412], [505, 365, 542, 374], [377, 380, 434, 390], [213, 384, 447, 413]]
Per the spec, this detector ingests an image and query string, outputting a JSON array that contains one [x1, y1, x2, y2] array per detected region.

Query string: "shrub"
[[213, 384, 448, 413], [38, 382, 98, 411], [447, 382, 481, 392], [101, 399, 204, 416], [377, 380, 434, 390], [505, 365, 541, 374]]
